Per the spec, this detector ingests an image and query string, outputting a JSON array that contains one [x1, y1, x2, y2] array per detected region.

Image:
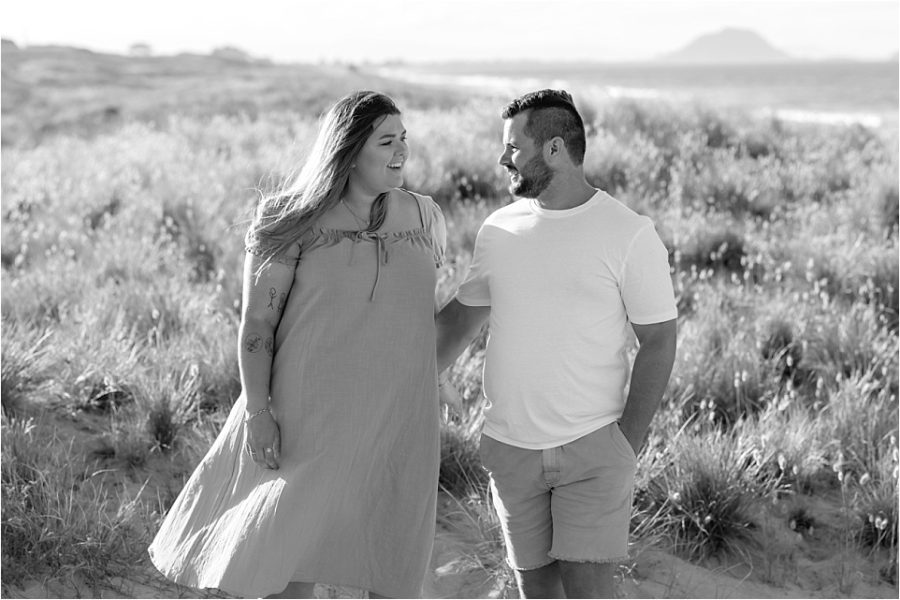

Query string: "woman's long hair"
[[248, 91, 400, 269]]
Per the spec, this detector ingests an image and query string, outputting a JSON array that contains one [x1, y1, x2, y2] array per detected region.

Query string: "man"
[[436, 89, 677, 599]]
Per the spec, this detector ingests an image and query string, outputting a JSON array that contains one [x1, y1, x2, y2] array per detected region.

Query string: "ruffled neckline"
[[300, 225, 443, 301]]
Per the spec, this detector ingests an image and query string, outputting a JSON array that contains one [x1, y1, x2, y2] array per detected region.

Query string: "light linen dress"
[[149, 190, 445, 598]]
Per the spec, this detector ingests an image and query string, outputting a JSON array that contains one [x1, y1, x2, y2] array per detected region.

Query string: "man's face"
[[498, 112, 553, 198]]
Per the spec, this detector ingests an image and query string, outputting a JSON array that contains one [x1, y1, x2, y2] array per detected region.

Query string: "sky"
[[2, 0, 898, 63]]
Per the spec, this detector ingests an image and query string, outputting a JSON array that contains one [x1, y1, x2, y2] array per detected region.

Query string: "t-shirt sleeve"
[[455, 223, 492, 307], [620, 222, 678, 324]]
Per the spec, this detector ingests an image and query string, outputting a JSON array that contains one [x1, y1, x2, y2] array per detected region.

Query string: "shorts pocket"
[[613, 423, 638, 463]]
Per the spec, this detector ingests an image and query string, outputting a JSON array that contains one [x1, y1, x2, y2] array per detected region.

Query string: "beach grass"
[[1, 46, 898, 596]]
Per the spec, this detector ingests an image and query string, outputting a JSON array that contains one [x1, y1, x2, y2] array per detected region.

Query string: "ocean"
[[378, 61, 899, 129]]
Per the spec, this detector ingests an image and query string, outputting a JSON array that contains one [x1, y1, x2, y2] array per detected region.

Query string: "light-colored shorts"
[[478, 422, 637, 570]]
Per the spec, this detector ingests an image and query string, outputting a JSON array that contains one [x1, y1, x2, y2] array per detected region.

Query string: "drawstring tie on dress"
[[349, 231, 390, 301], [341, 192, 390, 301]]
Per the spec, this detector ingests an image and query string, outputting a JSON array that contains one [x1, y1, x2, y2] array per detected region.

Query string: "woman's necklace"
[[341, 198, 370, 230], [341, 193, 388, 232]]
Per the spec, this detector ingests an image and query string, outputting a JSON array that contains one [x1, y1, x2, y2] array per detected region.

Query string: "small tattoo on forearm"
[[264, 337, 274, 356], [267, 288, 277, 309], [244, 333, 263, 353], [277, 293, 287, 312]]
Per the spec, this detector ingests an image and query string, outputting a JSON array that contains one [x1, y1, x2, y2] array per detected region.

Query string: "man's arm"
[[436, 298, 491, 373], [618, 319, 677, 455]]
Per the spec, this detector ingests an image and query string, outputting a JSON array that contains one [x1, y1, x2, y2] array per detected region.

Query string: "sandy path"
[[6, 520, 897, 598]]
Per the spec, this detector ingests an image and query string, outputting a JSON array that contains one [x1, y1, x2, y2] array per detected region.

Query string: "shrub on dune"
[[1, 417, 150, 590], [854, 436, 899, 552], [0, 322, 53, 418], [634, 426, 775, 561]]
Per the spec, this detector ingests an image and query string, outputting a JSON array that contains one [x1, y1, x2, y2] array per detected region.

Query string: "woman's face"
[[349, 114, 408, 195]]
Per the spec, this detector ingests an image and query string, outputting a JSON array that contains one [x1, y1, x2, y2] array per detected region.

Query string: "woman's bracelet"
[[244, 406, 271, 423]]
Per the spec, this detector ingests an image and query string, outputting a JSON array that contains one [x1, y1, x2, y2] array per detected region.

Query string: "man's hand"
[[617, 420, 643, 458], [439, 378, 464, 413]]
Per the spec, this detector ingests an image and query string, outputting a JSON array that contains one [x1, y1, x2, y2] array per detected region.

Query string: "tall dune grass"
[[2, 91, 897, 593]]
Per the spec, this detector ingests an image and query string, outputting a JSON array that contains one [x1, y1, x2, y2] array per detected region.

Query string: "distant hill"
[[660, 28, 792, 64]]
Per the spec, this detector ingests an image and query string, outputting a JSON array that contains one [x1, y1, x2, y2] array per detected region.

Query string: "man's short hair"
[[501, 89, 586, 165]]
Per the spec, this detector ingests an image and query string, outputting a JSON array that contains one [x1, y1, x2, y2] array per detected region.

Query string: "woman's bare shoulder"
[[385, 188, 423, 226]]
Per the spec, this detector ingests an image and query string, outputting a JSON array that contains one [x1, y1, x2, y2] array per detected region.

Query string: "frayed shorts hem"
[[549, 553, 629, 565], [509, 557, 558, 572], [512, 554, 629, 571]]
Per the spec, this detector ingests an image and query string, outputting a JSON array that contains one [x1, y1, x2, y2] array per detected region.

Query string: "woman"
[[149, 91, 446, 599]]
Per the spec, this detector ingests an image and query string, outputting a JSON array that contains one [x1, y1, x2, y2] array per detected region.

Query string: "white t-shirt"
[[456, 190, 677, 449]]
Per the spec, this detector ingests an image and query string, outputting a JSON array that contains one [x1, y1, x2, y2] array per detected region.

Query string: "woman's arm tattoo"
[[244, 332, 263, 353]]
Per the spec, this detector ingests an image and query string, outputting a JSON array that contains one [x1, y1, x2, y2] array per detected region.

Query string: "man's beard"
[[509, 154, 553, 198]]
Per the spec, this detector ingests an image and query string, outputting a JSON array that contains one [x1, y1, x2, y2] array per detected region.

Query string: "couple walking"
[[149, 89, 677, 599]]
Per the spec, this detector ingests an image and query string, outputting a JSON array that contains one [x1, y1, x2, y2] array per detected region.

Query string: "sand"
[[7, 511, 897, 599]]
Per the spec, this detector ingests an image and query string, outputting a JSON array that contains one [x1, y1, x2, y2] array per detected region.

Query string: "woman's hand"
[[245, 410, 281, 469]]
